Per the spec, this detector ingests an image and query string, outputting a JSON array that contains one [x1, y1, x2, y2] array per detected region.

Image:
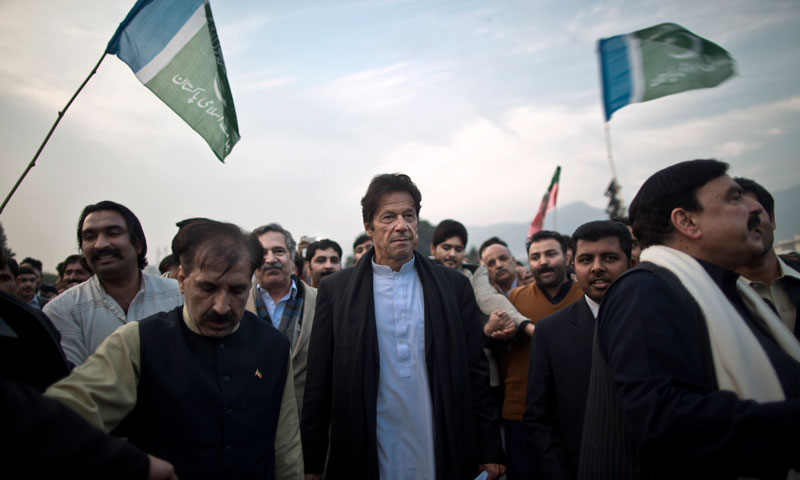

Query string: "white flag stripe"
[[135, 4, 207, 84], [626, 34, 644, 103]]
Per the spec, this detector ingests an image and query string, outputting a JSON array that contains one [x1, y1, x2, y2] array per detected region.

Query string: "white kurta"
[[372, 256, 436, 480]]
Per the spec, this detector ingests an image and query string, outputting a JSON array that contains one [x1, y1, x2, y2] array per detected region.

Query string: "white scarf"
[[640, 246, 800, 402]]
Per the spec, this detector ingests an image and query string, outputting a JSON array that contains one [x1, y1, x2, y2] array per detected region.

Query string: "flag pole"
[[603, 122, 618, 180], [0, 52, 108, 216]]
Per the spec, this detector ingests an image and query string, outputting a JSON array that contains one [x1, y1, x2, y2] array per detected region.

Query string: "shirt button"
[[224, 445, 232, 453], [219, 343, 226, 350], [226, 408, 233, 416], [222, 375, 230, 383]]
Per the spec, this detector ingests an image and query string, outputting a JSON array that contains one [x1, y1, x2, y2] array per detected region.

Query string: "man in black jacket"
[[302, 173, 505, 480]]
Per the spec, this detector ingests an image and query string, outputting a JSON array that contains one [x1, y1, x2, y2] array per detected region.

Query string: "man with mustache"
[[305, 239, 342, 288], [302, 173, 505, 480], [55, 254, 92, 293], [523, 221, 633, 479], [579, 160, 800, 479], [245, 223, 317, 416], [44, 201, 183, 367], [734, 177, 800, 341], [498, 231, 583, 479], [46, 219, 302, 479]]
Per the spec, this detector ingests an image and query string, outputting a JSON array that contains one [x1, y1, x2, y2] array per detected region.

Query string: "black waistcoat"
[[127, 307, 290, 480]]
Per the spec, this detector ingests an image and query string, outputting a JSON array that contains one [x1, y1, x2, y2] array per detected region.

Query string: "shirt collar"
[[371, 254, 416, 277], [778, 257, 800, 281], [584, 294, 600, 318], [540, 278, 574, 305], [257, 278, 297, 302]]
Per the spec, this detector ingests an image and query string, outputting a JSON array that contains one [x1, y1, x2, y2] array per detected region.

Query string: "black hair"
[[306, 239, 343, 263], [361, 173, 422, 228], [478, 236, 508, 260], [526, 230, 567, 255], [432, 219, 467, 248], [158, 254, 177, 275], [629, 159, 729, 249], [572, 220, 633, 260], [78, 200, 148, 269], [353, 233, 371, 251], [17, 266, 36, 277], [173, 220, 264, 276], [20, 257, 42, 273], [734, 177, 775, 222]]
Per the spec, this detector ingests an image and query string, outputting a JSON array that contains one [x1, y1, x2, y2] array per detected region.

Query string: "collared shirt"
[[372, 256, 436, 480], [584, 294, 600, 319], [500, 278, 519, 297], [27, 295, 41, 310], [744, 257, 800, 333], [258, 279, 297, 329], [44, 273, 184, 367]]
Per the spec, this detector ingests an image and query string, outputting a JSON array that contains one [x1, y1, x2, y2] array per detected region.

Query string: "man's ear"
[[177, 266, 186, 294], [430, 243, 436, 255], [670, 207, 702, 240], [364, 222, 373, 235]]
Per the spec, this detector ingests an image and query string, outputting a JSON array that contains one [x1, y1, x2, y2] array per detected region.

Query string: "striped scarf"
[[254, 280, 305, 347]]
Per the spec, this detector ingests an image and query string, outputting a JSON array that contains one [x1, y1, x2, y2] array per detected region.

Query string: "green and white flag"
[[598, 23, 736, 120], [107, 0, 240, 161]]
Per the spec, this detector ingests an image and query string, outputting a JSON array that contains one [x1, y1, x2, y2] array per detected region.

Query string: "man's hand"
[[484, 309, 516, 340], [147, 454, 178, 480], [524, 322, 535, 337], [479, 463, 506, 480]]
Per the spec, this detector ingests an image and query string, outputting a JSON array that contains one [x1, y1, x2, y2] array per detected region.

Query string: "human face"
[[431, 236, 465, 269], [16, 273, 37, 301], [80, 210, 141, 281], [20, 264, 42, 288], [0, 265, 15, 294], [178, 255, 252, 338], [354, 239, 373, 264], [689, 175, 763, 270], [366, 191, 418, 270], [255, 231, 293, 292], [574, 237, 632, 303], [528, 238, 568, 292], [516, 264, 534, 285], [482, 244, 517, 291], [743, 191, 775, 257], [63, 260, 91, 288], [309, 247, 341, 287]]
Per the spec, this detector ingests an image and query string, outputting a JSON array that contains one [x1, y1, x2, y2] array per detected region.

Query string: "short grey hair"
[[252, 223, 296, 259]]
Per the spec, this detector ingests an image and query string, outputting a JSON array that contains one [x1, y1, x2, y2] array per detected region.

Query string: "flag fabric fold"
[[107, 0, 240, 161], [598, 23, 736, 121], [527, 166, 561, 239]]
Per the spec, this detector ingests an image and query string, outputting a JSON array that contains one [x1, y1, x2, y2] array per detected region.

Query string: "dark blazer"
[[301, 251, 503, 479], [778, 256, 800, 340], [578, 262, 800, 480], [524, 296, 594, 480]]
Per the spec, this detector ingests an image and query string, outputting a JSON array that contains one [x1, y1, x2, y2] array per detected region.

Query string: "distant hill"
[[465, 201, 607, 259], [774, 184, 800, 243]]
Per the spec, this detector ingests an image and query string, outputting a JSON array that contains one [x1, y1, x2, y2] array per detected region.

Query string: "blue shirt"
[[258, 279, 297, 329], [372, 256, 436, 480]]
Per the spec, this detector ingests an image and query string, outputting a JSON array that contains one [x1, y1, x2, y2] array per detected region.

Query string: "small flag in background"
[[527, 166, 560, 239], [598, 23, 736, 121], [106, 0, 240, 161], [254, 369, 262, 379]]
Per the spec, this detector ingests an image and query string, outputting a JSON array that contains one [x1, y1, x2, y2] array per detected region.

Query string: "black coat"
[[524, 297, 594, 480], [301, 251, 503, 479]]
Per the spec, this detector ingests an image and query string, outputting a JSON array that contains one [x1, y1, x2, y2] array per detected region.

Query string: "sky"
[[1, 0, 799, 272]]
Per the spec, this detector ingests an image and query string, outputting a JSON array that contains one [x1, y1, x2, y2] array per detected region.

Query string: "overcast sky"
[[1, 0, 798, 271]]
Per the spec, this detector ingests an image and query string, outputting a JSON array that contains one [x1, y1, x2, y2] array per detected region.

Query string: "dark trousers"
[[503, 418, 536, 479]]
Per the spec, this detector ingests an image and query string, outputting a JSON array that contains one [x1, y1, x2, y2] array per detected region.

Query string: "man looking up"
[[44, 201, 183, 367], [734, 177, 800, 340], [46, 219, 302, 479], [305, 239, 342, 288], [246, 223, 317, 416], [303, 173, 504, 480], [501, 231, 583, 479], [524, 221, 633, 479], [352, 233, 374, 264], [579, 160, 800, 479]]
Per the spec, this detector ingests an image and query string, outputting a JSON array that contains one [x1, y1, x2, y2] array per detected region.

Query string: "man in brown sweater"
[[503, 230, 583, 479]]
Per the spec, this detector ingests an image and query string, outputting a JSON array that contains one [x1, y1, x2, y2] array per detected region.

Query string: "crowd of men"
[[1, 159, 799, 479]]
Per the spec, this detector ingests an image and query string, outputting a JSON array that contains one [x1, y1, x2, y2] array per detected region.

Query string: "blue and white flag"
[[107, 0, 239, 161], [598, 23, 736, 121]]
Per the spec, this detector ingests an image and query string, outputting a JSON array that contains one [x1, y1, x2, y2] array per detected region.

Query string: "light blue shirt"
[[372, 256, 436, 480], [258, 279, 297, 329]]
